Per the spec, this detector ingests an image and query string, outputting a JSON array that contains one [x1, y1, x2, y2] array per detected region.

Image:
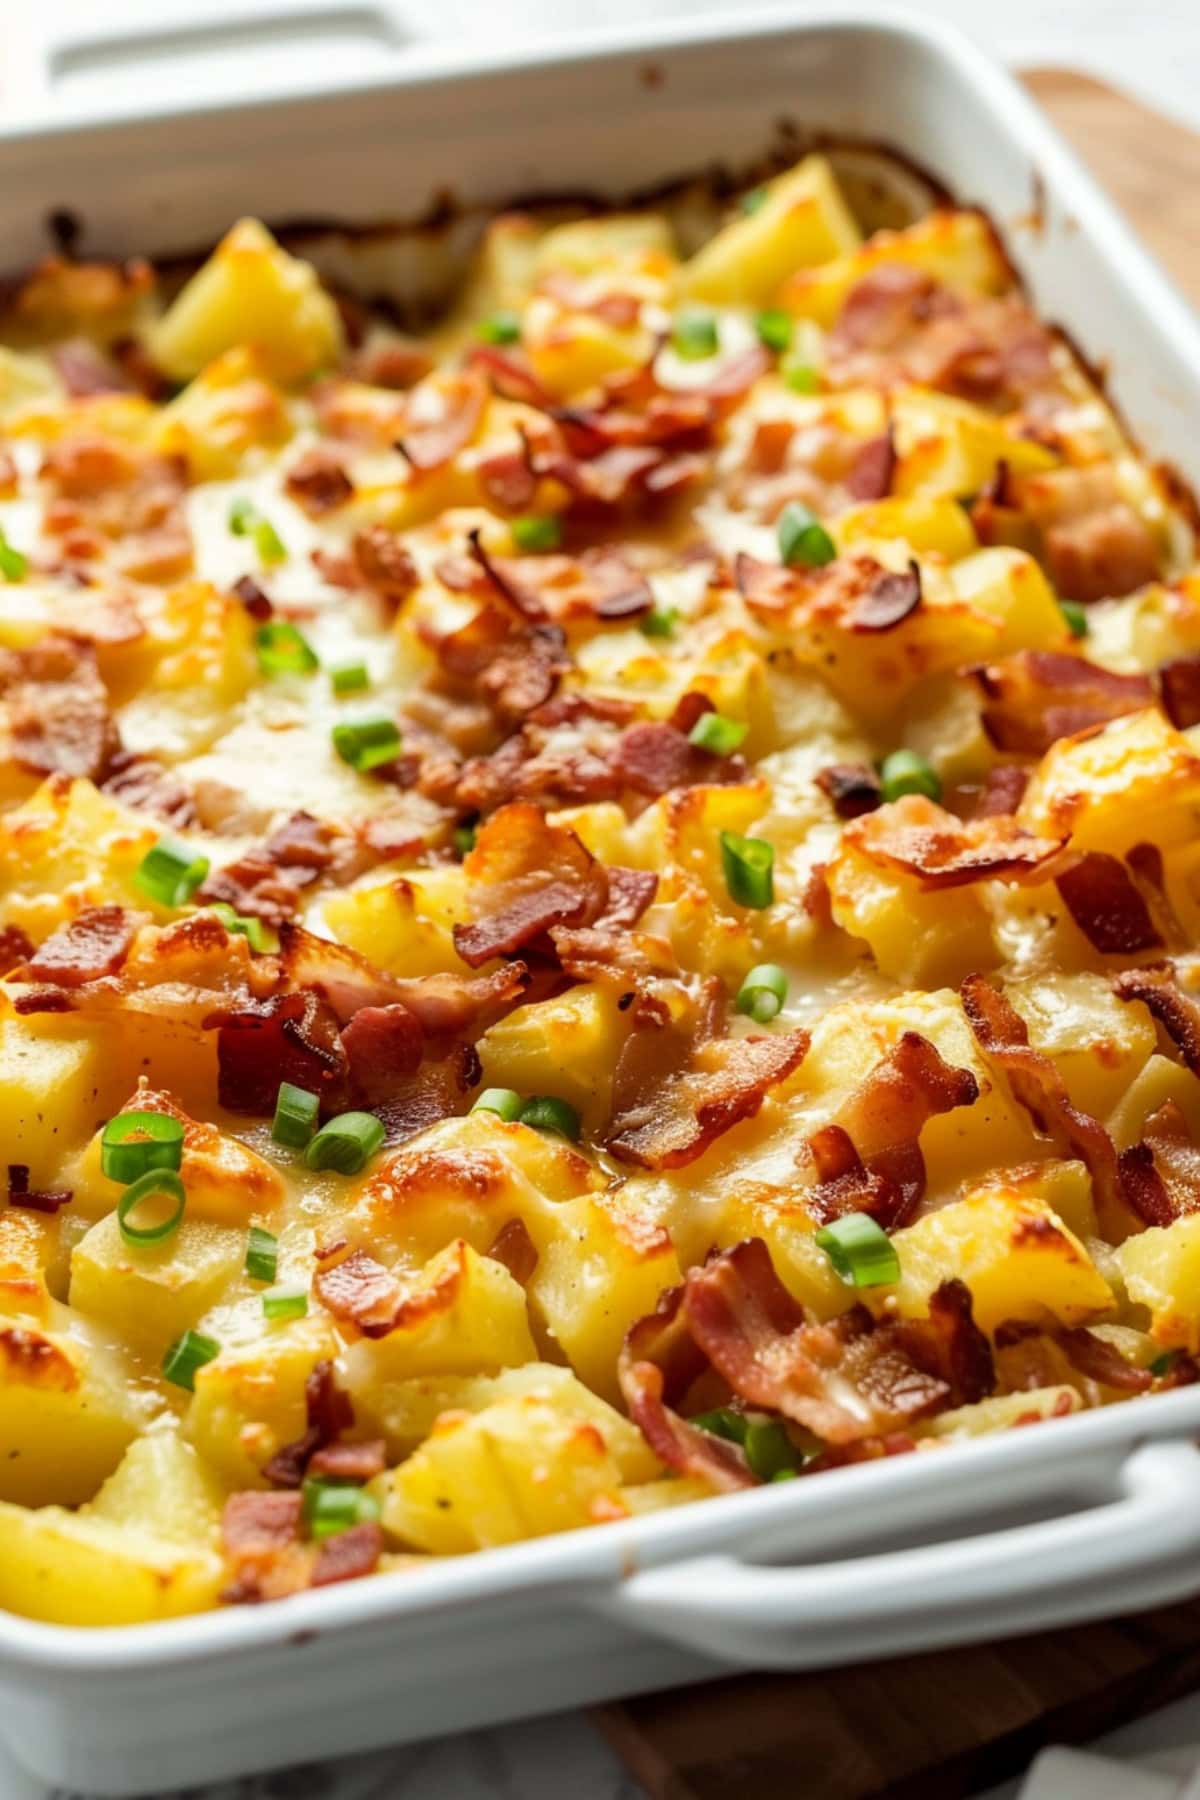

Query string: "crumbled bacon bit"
[[311, 1521, 384, 1587], [970, 650, 1151, 756], [1017, 464, 1161, 603], [23, 905, 136, 986], [469, 540, 655, 625], [0, 636, 118, 782], [351, 526, 419, 606], [232, 574, 273, 620], [453, 803, 609, 967], [6, 1163, 72, 1214], [348, 338, 433, 390], [735, 550, 921, 631], [263, 1357, 356, 1487], [1158, 654, 1200, 730], [397, 368, 487, 471], [803, 1031, 979, 1230], [1056, 1327, 1153, 1392], [1113, 962, 1200, 1076], [1055, 851, 1163, 955], [488, 1217, 539, 1286], [845, 793, 1066, 890], [971, 765, 1030, 819], [0, 925, 35, 971], [307, 1439, 387, 1481], [197, 811, 340, 925], [222, 1490, 303, 1556], [612, 719, 746, 799], [314, 1249, 406, 1338], [214, 990, 347, 1116], [340, 1004, 424, 1101], [101, 750, 198, 828], [285, 446, 354, 516], [845, 429, 896, 501], [817, 762, 882, 819]]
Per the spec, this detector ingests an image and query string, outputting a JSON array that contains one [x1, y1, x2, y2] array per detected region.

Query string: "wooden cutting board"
[[594, 71, 1200, 1800]]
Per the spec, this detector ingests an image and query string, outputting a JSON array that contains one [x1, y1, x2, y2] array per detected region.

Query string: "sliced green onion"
[[719, 831, 775, 909], [245, 1224, 279, 1284], [755, 309, 793, 354], [815, 1212, 901, 1288], [272, 1083, 319, 1149], [0, 529, 27, 582], [101, 1110, 184, 1183], [688, 711, 747, 755], [771, 1467, 799, 1482], [228, 497, 256, 536], [253, 517, 287, 566], [478, 310, 521, 346], [879, 748, 941, 804], [205, 901, 278, 955], [256, 621, 317, 676], [691, 1407, 748, 1445], [740, 187, 769, 215], [162, 1328, 220, 1392], [640, 605, 678, 640], [518, 1095, 581, 1141], [302, 1478, 382, 1541], [453, 822, 477, 858], [305, 1110, 385, 1174], [1150, 1351, 1177, 1378], [471, 1088, 523, 1122], [671, 309, 719, 361], [263, 1284, 309, 1322], [783, 361, 821, 395], [134, 840, 211, 908], [778, 500, 836, 568], [332, 716, 401, 772], [743, 1419, 799, 1481], [736, 963, 788, 1024], [330, 660, 369, 695], [511, 514, 562, 553], [1060, 599, 1089, 638], [117, 1168, 186, 1247]]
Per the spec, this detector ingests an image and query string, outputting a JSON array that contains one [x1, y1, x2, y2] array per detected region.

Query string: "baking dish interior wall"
[[2, 16, 1198, 483]]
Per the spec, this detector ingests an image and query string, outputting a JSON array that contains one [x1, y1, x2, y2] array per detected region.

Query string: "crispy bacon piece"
[[1118, 1099, 1200, 1228], [429, 599, 569, 730], [1017, 465, 1161, 603], [351, 526, 419, 607], [550, 925, 677, 991], [0, 637, 118, 781], [961, 972, 1124, 1231], [347, 337, 434, 390], [735, 551, 921, 632], [373, 1041, 483, 1145], [661, 344, 770, 401], [466, 343, 553, 408], [7, 1163, 72, 1214], [970, 650, 1151, 756], [972, 765, 1030, 819], [307, 1439, 387, 1481], [0, 925, 34, 973], [453, 802, 609, 967], [803, 1031, 979, 1230], [826, 260, 1061, 414], [610, 718, 746, 800], [197, 812, 340, 926], [846, 794, 1065, 890], [487, 1217, 539, 1286], [214, 990, 347, 1116], [1113, 962, 1200, 1076], [222, 1491, 303, 1556], [23, 905, 135, 986], [388, 964, 531, 1042], [262, 1358, 355, 1488], [477, 441, 538, 514], [285, 446, 354, 516], [311, 1521, 384, 1588], [816, 762, 882, 819], [397, 368, 487, 471], [1055, 851, 1163, 955], [1158, 654, 1200, 730], [1056, 1327, 1153, 1392], [619, 1287, 755, 1492], [52, 340, 134, 398], [679, 1240, 990, 1445], [41, 438, 191, 583], [314, 1248, 408, 1339], [101, 750, 198, 828], [340, 1005, 424, 1099], [444, 691, 634, 815], [468, 542, 654, 625], [607, 982, 810, 1170], [845, 430, 896, 501]]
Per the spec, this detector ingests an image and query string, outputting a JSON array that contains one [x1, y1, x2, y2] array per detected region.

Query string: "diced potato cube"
[[0, 346, 61, 418], [834, 495, 977, 562], [89, 1431, 226, 1546], [892, 387, 1058, 501], [529, 1196, 682, 1402], [1020, 708, 1200, 854], [967, 1159, 1097, 1244], [342, 1240, 536, 1379], [678, 156, 861, 305], [1107, 1053, 1200, 1151], [150, 346, 292, 480], [886, 1189, 1115, 1335], [532, 213, 676, 280], [0, 1017, 109, 1184], [187, 1310, 337, 1489], [476, 984, 633, 1136], [779, 209, 1009, 325], [0, 1208, 57, 1320], [0, 776, 157, 943], [0, 1310, 152, 1505], [825, 842, 996, 987], [0, 1499, 223, 1624], [70, 1214, 245, 1353], [321, 869, 470, 977], [918, 1386, 1081, 1440], [1004, 972, 1155, 1121], [381, 1382, 633, 1554], [1115, 1214, 1200, 1350], [950, 547, 1067, 655], [526, 312, 652, 400], [149, 217, 343, 384], [75, 1087, 286, 1227]]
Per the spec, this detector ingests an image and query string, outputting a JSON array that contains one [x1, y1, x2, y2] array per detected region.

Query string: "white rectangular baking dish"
[[4, 7, 1200, 1792]]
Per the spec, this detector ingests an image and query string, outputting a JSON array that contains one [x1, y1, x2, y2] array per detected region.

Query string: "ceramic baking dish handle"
[[601, 1439, 1200, 1668]]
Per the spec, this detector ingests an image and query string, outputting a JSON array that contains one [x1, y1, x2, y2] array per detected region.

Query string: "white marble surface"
[[5, 3, 1200, 1798]]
